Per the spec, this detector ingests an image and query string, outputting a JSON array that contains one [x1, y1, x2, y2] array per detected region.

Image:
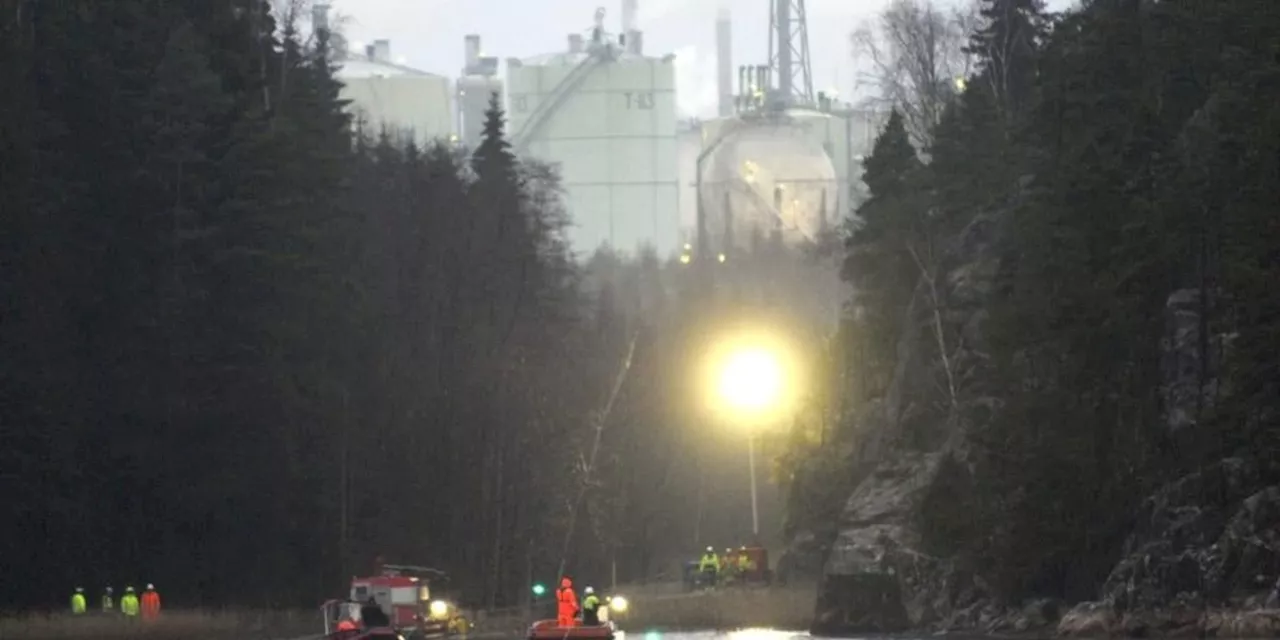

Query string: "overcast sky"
[[329, 0, 1077, 117]]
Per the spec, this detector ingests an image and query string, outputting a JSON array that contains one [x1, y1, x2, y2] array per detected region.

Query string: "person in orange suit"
[[556, 577, 578, 627], [140, 584, 161, 620]]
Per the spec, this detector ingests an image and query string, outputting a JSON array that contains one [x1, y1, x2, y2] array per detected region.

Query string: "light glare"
[[429, 600, 449, 617], [717, 348, 782, 412]]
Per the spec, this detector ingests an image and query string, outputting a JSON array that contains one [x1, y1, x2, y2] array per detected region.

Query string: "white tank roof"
[[517, 49, 666, 66], [335, 58, 446, 80]]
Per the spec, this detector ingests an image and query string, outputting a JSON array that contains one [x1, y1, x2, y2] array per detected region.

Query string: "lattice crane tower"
[[768, 0, 814, 106]]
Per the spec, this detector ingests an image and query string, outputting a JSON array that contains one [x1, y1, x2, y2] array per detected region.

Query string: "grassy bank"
[[0, 588, 818, 639], [619, 587, 817, 631], [0, 610, 318, 640]]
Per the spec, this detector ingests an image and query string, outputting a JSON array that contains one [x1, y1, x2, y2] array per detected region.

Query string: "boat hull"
[[527, 619, 615, 640]]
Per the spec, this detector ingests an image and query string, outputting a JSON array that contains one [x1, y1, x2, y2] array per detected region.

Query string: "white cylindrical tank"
[[336, 57, 453, 147], [698, 113, 840, 249], [506, 50, 679, 256]]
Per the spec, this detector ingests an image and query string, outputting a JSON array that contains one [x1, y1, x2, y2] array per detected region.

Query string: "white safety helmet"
[[584, 587, 594, 594], [706, 546, 713, 553], [146, 584, 154, 590]]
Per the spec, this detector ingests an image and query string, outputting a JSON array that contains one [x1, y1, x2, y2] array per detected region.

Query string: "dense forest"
[[7, 0, 1275, 621], [782, 0, 1280, 612], [0, 0, 724, 610]]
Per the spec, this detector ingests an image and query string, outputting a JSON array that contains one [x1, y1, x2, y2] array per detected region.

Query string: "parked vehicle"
[[346, 563, 468, 639]]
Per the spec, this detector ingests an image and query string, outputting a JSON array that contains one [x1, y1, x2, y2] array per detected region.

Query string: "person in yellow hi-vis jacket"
[[70, 587, 87, 614], [120, 586, 140, 617]]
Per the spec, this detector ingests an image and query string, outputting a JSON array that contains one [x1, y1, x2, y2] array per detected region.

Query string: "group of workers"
[[70, 584, 161, 618], [555, 577, 603, 627], [697, 546, 757, 585]]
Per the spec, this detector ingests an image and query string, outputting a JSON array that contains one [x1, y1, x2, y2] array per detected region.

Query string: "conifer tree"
[[966, 0, 1048, 121], [842, 108, 925, 391]]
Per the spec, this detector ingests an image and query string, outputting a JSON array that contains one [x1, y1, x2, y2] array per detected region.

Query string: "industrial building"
[[456, 35, 503, 148], [689, 0, 887, 255], [312, 0, 886, 263], [313, 1, 452, 148], [503, 4, 680, 257], [693, 91, 885, 250], [334, 42, 454, 146]]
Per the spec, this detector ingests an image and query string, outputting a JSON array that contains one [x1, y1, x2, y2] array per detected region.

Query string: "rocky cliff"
[[805, 204, 1280, 636], [810, 204, 1011, 635], [1056, 459, 1280, 637]]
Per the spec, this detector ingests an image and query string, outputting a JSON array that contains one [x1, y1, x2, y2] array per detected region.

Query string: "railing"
[[511, 54, 606, 153]]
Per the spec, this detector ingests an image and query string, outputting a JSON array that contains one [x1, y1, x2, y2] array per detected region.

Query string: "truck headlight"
[[608, 596, 628, 612], [430, 600, 450, 618]]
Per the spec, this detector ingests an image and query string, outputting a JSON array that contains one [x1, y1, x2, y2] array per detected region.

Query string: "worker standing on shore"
[[581, 587, 600, 626], [121, 586, 140, 617], [70, 587, 87, 615], [739, 546, 756, 579], [697, 547, 720, 585], [141, 584, 161, 620], [101, 586, 114, 614]]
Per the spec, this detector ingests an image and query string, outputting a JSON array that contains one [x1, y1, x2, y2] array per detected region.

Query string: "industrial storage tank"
[[456, 34, 504, 148], [696, 104, 888, 250], [808, 103, 887, 213], [335, 40, 453, 146], [505, 9, 679, 257], [697, 111, 840, 250], [677, 119, 705, 240]]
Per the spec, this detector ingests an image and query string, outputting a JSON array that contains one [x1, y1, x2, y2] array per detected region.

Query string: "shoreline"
[[808, 605, 1280, 639]]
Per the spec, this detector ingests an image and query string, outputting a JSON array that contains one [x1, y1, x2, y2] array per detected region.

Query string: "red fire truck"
[[345, 563, 465, 639]]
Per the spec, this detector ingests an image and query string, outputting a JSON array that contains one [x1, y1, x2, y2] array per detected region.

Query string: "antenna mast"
[[767, 0, 813, 106]]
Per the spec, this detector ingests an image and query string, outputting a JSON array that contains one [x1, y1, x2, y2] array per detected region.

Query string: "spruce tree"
[[842, 109, 925, 391], [966, 0, 1047, 121]]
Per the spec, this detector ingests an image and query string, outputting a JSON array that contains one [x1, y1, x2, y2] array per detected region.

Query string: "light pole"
[[715, 345, 784, 543], [748, 432, 759, 539]]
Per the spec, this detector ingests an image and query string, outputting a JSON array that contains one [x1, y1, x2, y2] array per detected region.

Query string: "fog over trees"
[[783, 0, 1280, 606], [0, 0, 803, 610], [4, 0, 1276, 618]]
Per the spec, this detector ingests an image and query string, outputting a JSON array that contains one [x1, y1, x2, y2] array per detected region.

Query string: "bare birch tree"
[[851, 0, 978, 146]]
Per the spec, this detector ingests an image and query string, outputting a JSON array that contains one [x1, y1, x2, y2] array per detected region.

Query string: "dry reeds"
[[0, 609, 318, 640], [0, 588, 819, 639]]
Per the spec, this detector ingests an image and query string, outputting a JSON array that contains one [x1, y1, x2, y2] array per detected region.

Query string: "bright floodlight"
[[717, 347, 782, 412], [608, 595, 628, 612]]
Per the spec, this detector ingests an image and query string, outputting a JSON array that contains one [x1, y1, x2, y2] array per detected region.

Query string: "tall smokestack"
[[621, 0, 641, 53], [776, 0, 792, 100], [622, 0, 638, 32], [464, 35, 480, 71], [716, 7, 732, 117], [312, 3, 330, 32]]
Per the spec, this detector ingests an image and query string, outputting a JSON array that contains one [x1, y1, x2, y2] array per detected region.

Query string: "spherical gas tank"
[[699, 113, 839, 250]]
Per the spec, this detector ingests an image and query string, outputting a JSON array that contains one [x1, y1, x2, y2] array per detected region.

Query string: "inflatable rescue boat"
[[527, 619, 616, 640]]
